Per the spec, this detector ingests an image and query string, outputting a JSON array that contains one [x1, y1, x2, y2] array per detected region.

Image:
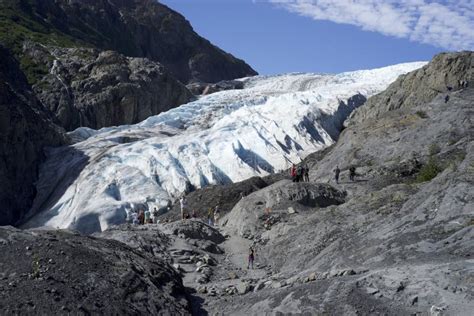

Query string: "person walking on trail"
[[349, 166, 356, 182], [247, 246, 255, 269], [214, 205, 220, 226], [304, 165, 310, 182], [144, 209, 151, 224], [138, 210, 145, 225], [207, 207, 214, 226], [180, 196, 187, 220], [290, 164, 297, 182], [192, 209, 197, 218], [334, 166, 341, 184], [131, 211, 139, 225]]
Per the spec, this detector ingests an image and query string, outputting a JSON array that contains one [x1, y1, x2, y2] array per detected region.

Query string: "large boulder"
[[223, 180, 346, 237], [0, 45, 65, 226], [163, 220, 226, 244], [0, 226, 191, 315], [26, 45, 194, 131]]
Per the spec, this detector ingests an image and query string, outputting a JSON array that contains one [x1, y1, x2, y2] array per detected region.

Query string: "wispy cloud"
[[267, 0, 474, 50]]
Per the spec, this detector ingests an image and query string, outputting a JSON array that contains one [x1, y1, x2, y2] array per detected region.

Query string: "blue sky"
[[160, 0, 473, 75]]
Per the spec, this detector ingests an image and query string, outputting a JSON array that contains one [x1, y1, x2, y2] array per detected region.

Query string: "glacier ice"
[[23, 62, 427, 233]]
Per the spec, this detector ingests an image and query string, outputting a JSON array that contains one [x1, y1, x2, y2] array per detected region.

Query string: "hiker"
[[180, 196, 187, 220], [144, 209, 151, 224], [152, 207, 159, 222], [131, 211, 139, 225], [214, 205, 220, 226], [247, 246, 255, 269], [334, 166, 341, 184], [304, 165, 310, 182], [349, 166, 356, 182], [192, 209, 197, 218], [296, 165, 303, 182], [207, 207, 214, 226], [444, 95, 450, 103], [290, 164, 297, 182], [138, 210, 145, 225]]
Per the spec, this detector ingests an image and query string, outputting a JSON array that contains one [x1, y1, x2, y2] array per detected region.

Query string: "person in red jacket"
[[290, 164, 297, 182]]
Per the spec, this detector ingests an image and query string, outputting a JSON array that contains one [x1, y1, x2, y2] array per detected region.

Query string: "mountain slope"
[[0, 0, 257, 84], [0, 45, 65, 226], [201, 52, 474, 315], [22, 62, 425, 233]]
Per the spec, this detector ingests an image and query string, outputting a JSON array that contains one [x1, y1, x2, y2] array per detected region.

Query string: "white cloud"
[[267, 0, 474, 50]]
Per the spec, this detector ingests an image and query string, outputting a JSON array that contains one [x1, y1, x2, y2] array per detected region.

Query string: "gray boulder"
[[223, 180, 345, 237], [164, 220, 226, 244]]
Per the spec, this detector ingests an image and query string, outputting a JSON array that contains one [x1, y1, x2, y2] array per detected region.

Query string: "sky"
[[160, 0, 474, 75]]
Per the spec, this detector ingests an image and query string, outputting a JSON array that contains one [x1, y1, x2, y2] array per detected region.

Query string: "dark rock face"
[[0, 45, 64, 226], [26, 45, 194, 130], [161, 174, 286, 222], [186, 80, 245, 96], [2, 0, 257, 84], [0, 226, 191, 315]]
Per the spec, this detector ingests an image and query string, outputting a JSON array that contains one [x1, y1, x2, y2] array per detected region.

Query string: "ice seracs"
[[24, 62, 427, 233]]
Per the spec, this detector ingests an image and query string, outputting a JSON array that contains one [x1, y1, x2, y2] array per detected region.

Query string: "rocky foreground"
[[0, 52, 473, 315]]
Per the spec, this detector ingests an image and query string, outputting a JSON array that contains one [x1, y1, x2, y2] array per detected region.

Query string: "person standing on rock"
[[180, 196, 187, 220], [144, 209, 151, 224], [207, 207, 214, 226], [304, 165, 310, 182], [349, 166, 356, 182], [296, 165, 304, 182], [247, 246, 255, 269], [138, 210, 145, 225], [214, 205, 220, 226], [334, 166, 341, 184], [290, 164, 297, 182]]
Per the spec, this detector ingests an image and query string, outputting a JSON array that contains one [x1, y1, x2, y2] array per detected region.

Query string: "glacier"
[[23, 62, 427, 233]]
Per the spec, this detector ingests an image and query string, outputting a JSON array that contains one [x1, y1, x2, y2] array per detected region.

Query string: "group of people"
[[129, 207, 160, 225], [332, 165, 357, 184], [290, 164, 310, 182], [179, 196, 220, 226]]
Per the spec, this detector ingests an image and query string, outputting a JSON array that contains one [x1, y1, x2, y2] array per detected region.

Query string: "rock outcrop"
[[25, 45, 194, 130], [0, 45, 64, 226], [0, 226, 191, 315], [349, 51, 473, 125]]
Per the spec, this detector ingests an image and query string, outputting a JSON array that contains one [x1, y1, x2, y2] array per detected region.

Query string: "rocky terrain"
[[0, 45, 65, 226], [1, 21, 473, 314], [0, 226, 191, 315], [25, 44, 194, 130]]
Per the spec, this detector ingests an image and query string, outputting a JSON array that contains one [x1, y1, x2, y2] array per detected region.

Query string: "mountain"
[[0, 45, 65, 226], [0, 0, 256, 84], [0, 0, 257, 131], [21, 62, 425, 233]]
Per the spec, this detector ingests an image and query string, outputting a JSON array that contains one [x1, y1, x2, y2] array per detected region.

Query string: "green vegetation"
[[415, 156, 442, 183], [415, 110, 428, 119], [429, 143, 441, 156]]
